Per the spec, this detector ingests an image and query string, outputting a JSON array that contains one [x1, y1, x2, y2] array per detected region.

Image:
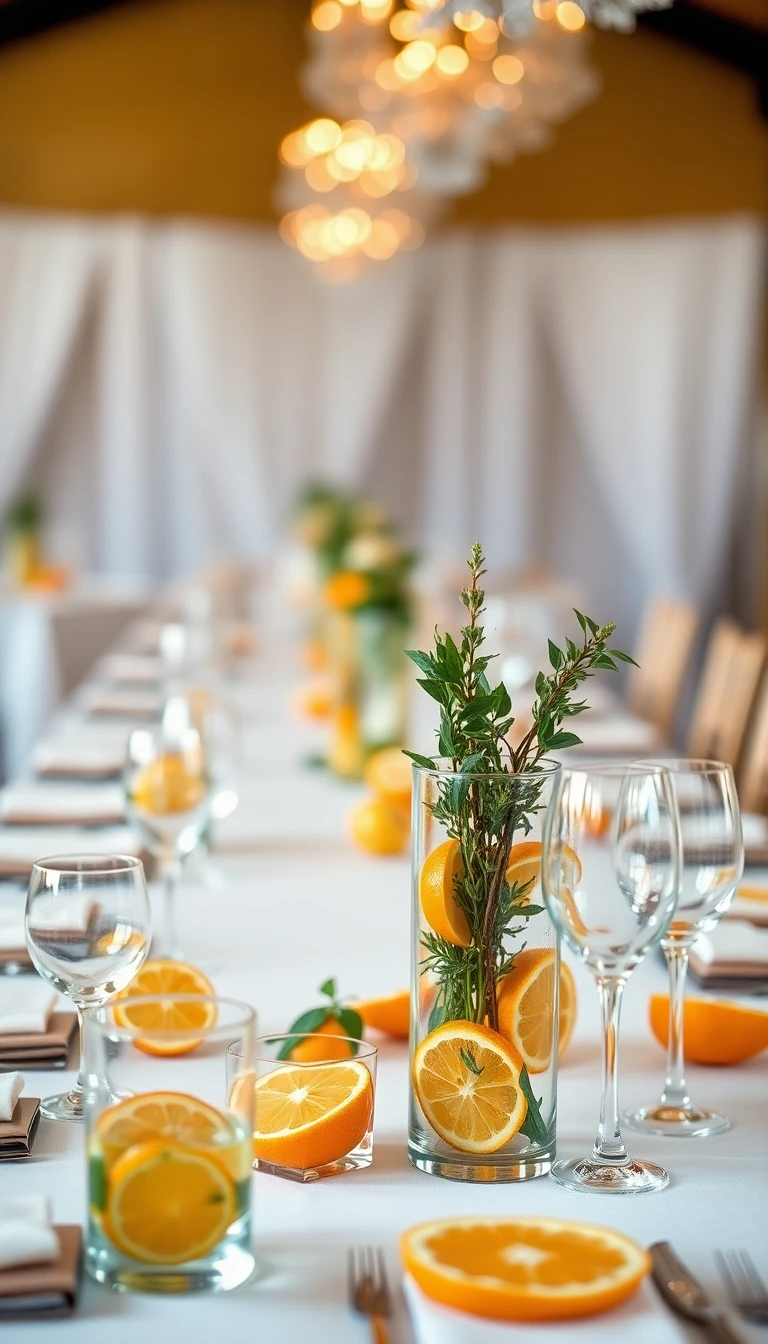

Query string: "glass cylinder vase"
[[409, 759, 561, 1182], [356, 607, 410, 756]]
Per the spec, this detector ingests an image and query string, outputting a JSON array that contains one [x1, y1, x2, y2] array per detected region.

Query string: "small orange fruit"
[[364, 748, 411, 813], [412, 1021, 527, 1154], [401, 1216, 650, 1321], [419, 839, 470, 947], [348, 797, 408, 856], [131, 753, 205, 815], [289, 1017, 356, 1062], [253, 1060, 373, 1170], [355, 990, 410, 1040], [324, 571, 369, 610], [113, 959, 215, 1056], [649, 994, 768, 1066]]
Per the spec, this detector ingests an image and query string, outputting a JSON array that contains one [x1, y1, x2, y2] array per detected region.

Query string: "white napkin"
[[692, 920, 768, 969], [0, 982, 57, 1035], [26, 893, 95, 935], [741, 813, 768, 848], [98, 653, 161, 684], [0, 782, 125, 825], [0, 825, 143, 870], [404, 1276, 681, 1344], [0, 903, 26, 951], [0, 1072, 24, 1121], [0, 1196, 60, 1269], [80, 686, 160, 718]]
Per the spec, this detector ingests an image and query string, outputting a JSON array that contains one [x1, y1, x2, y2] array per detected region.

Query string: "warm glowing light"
[[362, 218, 401, 260], [389, 8, 421, 39], [335, 136, 375, 172], [533, 0, 559, 16], [465, 28, 497, 59], [280, 132, 310, 167], [398, 39, 438, 74], [360, 0, 393, 19], [406, 0, 444, 10], [375, 58, 403, 90], [359, 84, 391, 110], [453, 8, 487, 32], [311, 1, 342, 30], [338, 0, 358, 6], [305, 158, 337, 191], [475, 80, 504, 108], [436, 44, 470, 75], [493, 53, 524, 83], [305, 118, 343, 154], [556, 0, 586, 27]]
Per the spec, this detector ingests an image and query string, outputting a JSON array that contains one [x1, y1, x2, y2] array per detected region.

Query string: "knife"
[[650, 1242, 744, 1343]]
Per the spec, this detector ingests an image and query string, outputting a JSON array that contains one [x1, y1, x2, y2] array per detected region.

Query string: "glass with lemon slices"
[[409, 761, 563, 1182], [228, 1034, 377, 1182], [84, 995, 255, 1293]]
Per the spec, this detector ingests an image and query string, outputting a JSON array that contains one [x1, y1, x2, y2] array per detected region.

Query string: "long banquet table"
[[4, 630, 768, 1344]]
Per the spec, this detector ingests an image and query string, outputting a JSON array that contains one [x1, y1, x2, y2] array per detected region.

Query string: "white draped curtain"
[[0, 209, 763, 639]]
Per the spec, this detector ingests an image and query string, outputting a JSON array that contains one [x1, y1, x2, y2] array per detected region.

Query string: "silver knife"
[[650, 1242, 744, 1344]]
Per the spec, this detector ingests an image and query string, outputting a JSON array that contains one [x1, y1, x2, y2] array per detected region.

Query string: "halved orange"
[[419, 839, 470, 947], [498, 952, 578, 1071], [558, 961, 578, 1060], [401, 1216, 650, 1321], [505, 841, 543, 904], [412, 1021, 527, 1154], [355, 989, 410, 1040], [113, 959, 216, 1056], [649, 994, 768, 1066], [103, 1139, 236, 1265], [253, 1060, 373, 1169], [364, 748, 412, 812], [289, 1018, 356, 1062], [95, 1091, 229, 1171]]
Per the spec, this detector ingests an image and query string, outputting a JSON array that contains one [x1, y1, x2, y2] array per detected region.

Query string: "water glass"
[[541, 763, 681, 1194], [84, 994, 255, 1293], [25, 854, 151, 1122]]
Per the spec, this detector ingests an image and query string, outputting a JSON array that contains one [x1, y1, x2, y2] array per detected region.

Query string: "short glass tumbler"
[[84, 995, 255, 1293], [236, 1034, 377, 1183], [408, 760, 561, 1183]]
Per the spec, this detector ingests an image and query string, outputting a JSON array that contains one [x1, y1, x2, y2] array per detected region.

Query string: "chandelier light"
[[414, 0, 672, 33]]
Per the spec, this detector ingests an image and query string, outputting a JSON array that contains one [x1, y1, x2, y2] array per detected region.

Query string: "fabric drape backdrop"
[[0, 210, 763, 640]]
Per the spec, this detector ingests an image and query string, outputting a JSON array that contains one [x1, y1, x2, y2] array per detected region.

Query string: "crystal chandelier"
[[417, 0, 672, 34]]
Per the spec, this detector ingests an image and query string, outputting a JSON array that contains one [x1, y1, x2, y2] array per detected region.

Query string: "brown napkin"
[[0, 1226, 82, 1319], [0, 1098, 40, 1159], [0, 948, 33, 972], [0, 1013, 78, 1069]]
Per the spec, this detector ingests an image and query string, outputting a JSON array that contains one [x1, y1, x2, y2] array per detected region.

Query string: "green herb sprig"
[[276, 977, 363, 1060]]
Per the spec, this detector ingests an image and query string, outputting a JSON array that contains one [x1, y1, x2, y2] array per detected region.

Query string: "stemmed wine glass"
[[125, 696, 211, 961], [541, 762, 681, 1194], [625, 759, 743, 1137], [25, 854, 151, 1121]]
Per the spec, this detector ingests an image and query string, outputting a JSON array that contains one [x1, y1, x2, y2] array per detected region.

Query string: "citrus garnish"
[[649, 994, 768, 1066], [289, 1019, 356, 1062], [498, 950, 578, 1072], [412, 1022, 527, 1154], [131, 753, 204, 815], [348, 797, 408, 856], [113, 959, 216, 1056], [95, 1091, 228, 1171], [252, 1060, 373, 1170], [355, 989, 410, 1040], [400, 1216, 650, 1321], [505, 841, 543, 903], [419, 839, 470, 947], [364, 747, 411, 812], [103, 1140, 236, 1265], [292, 681, 332, 721]]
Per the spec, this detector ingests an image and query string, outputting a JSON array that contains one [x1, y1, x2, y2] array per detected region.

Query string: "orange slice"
[[95, 1091, 229, 1171], [412, 1022, 527, 1155], [401, 1216, 650, 1321], [103, 1139, 235, 1265], [558, 961, 578, 1060], [289, 1018, 356, 1062], [649, 994, 768, 1065], [505, 841, 543, 904], [113, 959, 216, 1056], [497, 949, 556, 1074], [364, 748, 412, 812], [355, 989, 410, 1040], [348, 797, 408, 856], [419, 839, 470, 947], [253, 1060, 373, 1169], [131, 753, 205, 815]]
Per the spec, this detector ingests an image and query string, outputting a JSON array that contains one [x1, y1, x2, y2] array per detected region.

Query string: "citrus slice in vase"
[[412, 1022, 527, 1154]]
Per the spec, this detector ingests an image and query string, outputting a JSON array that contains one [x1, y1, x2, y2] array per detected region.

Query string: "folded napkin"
[[98, 653, 161, 684], [33, 739, 126, 781], [0, 1013, 77, 1069], [0, 983, 57, 1035], [404, 1276, 679, 1344], [0, 1072, 24, 1120], [727, 884, 768, 929], [739, 813, 768, 867], [0, 1098, 41, 1159], [0, 825, 143, 879], [0, 1198, 58, 1267], [0, 900, 26, 951], [690, 920, 768, 985], [0, 1225, 81, 1319], [0, 783, 125, 827], [80, 686, 160, 719]]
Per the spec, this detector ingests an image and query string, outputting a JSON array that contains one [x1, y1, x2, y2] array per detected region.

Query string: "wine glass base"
[[624, 1105, 730, 1138], [40, 1091, 84, 1122], [550, 1156, 669, 1194]]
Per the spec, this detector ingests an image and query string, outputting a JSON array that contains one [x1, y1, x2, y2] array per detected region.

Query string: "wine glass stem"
[[660, 945, 690, 1110], [70, 1005, 88, 1104], [593, 976, 628, 1165]]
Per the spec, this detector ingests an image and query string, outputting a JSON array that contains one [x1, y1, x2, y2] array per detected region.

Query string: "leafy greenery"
[[406, 543, 634, 1142], [277, 976, 363, 1060]]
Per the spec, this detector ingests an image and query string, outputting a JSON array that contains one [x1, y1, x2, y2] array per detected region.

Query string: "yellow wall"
[[0, 0, 765, 222]]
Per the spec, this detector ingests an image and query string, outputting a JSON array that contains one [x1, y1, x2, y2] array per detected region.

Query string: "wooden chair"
[[626, 596, 699, 740], [686, 619, 767, 769], [739, 675, 768, 815]]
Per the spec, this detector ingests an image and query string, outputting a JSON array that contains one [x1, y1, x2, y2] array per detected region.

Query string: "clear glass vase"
[[356, 607, 410, 755], [408, 760, 561, 1182]]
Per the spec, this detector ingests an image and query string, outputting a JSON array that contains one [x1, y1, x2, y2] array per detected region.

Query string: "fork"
[[348, 1246, 392, 1344], [716, 1250, 768, 1325]]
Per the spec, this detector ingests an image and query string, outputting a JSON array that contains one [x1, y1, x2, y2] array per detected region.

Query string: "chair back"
[[626, 596, 699, 738], [739, 676, 768, 815], [686, 619, 767, 768]]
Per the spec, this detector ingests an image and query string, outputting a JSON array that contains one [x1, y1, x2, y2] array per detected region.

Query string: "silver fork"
[[716, 1250, 768, 1325], [348, 1246, 392, 1344]]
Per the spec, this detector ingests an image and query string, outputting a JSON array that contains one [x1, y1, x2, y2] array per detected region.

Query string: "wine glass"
[[541, 762, 681, 1194], [125, 697, 211, 962], [625, 759, 743, 1137], [25, 854, 151, 1122]]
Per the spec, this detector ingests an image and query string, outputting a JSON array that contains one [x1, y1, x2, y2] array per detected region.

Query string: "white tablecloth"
[[3, 662, 767, 1343]]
